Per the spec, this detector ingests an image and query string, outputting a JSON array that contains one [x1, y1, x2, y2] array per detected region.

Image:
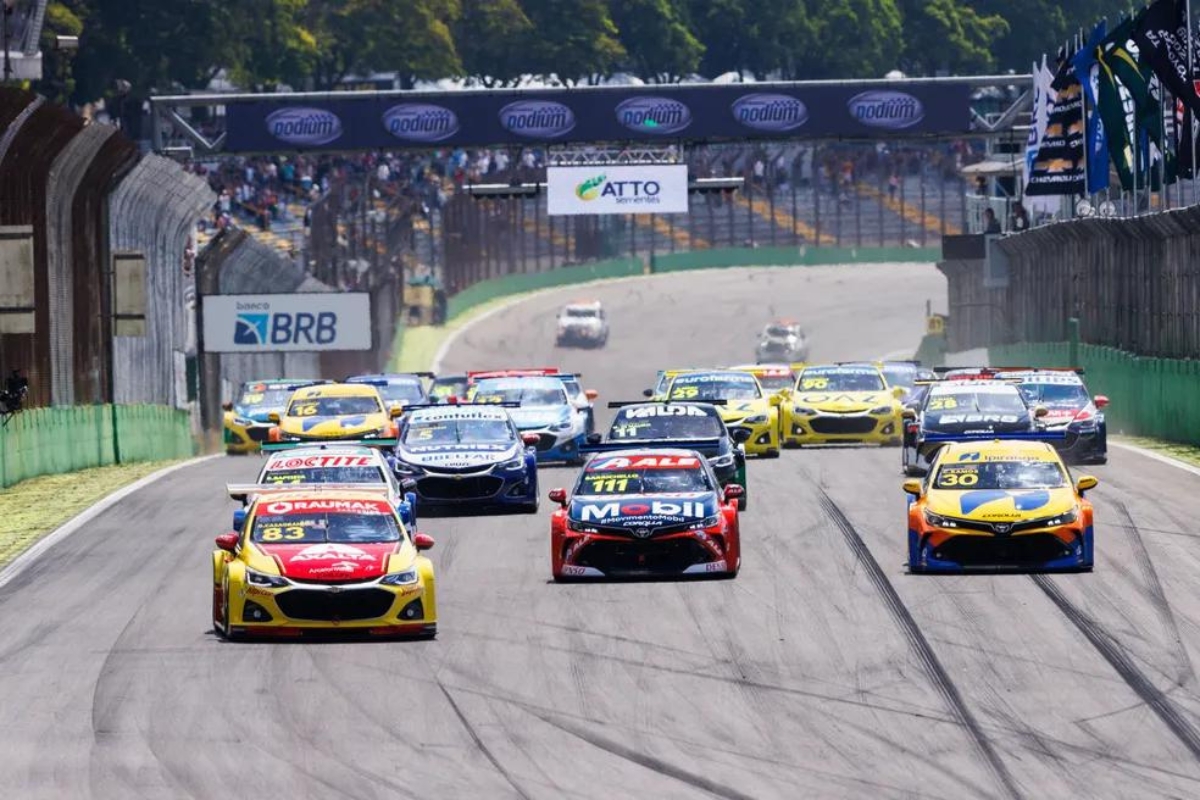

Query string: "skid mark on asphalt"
[[438, 681, 534, 800], [1031, 574, 1200, 762], [818, 490, 1023, 800]]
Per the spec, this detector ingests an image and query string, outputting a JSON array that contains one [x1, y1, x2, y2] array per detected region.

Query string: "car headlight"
[[923, 509, 960, 528], [688, 515, 721, 531], [245, 568, 288, 588], [550, 419, 574, 432], [744, 414, 768, 425], [1039, 509, 1078, 527], [793, 407, 817, 415], [709, 453, 735, 468], [234, 417, 255, 427], [393, 461, 423, 476], [380, 569, 420, 586], [868, 406, 894, 415], [500, 456, 526, 471], [567, 519, 598, 533]]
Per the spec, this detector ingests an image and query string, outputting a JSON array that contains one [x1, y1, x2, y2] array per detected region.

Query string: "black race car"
[[1003, 369, 1108, 464], [902, 378, 1049, 475], [593, 401, 750, 509]]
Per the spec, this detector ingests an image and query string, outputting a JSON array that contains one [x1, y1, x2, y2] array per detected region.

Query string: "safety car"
[[345, 373, 432, 413], [902, 378, 1048, 475], [650, 370, 781, 457], [428, 373, 469, 403], [555, 300, 609, 347], [549, 447, 743, 580], [267, 382, 402, 446], [212, 485, 437, 639], [222, 379, 328, 454], [467, 374, 588, 463], [904, 437, 1096, 573], [782, 364, 905, 447], [755, 320, 809, 364], [1004, 369, 1108, 464], [392, 404, 539, 514], [599, 401, 750, 509]]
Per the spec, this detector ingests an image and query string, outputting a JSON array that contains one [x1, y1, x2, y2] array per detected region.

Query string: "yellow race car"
[[782, 363, 904, 446], [212, 485, 437, 638], [653, 369, 781, 457], [267, 383, 401, 446]]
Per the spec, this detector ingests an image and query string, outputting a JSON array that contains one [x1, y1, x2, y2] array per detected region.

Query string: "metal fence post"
[[1067, 317, 1080, 366]]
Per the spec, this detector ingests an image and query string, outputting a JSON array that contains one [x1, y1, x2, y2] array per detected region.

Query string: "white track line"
[[0, 453, 224, 591], [1109, 440, 1200, 479]]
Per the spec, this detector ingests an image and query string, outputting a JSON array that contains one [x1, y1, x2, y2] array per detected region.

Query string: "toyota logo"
[[993, 523, 1012, 534], [633, 528, 652, 539]]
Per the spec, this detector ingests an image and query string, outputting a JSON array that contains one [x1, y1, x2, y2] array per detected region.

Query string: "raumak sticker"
[[588, 456, 700, 471], [263, 498, 392, 515]]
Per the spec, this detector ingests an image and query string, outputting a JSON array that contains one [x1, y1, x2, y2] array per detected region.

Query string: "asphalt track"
[[3, 263, 1200, 799]]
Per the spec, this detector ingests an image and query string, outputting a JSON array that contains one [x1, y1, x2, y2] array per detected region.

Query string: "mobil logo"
[[847, 90, 926, 129], [615, 97, 692, 134], [383, 103, 460, 142], [265, 107, 344, 146], [731, 93, 809, 132], [234, 312, 339, 346], [499, 100, 576, 138]]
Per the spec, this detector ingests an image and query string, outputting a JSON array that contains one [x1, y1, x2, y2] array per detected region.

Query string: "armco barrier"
[[0, 405, 195, 489], [990, 342, 1200, 444], [652, 245, 940, 272]]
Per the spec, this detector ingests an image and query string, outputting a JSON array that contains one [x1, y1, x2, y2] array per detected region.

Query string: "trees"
[[454, 0, 535, 86], [899, 0, 1009, 76], [519, 0, 624, 83], [608, 0, 703, 81]]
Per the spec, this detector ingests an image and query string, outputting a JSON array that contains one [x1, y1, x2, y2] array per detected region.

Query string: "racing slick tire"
[[737, 495, 747, 512], [762, 448, 781, 459], [213, 583, 241, 641]]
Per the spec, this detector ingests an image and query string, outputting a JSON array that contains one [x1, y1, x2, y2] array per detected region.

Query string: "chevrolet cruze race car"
[[651, 370, 781, 457], [555, 300, 609, 347], [782, 364, 904, 447], [549, 447, 743, 580], [212, 486, 437, 639], [267, 383, 402, 446], [468, 375, 588, 463], [600, 401, 749, 509], [902, 379, 1048, 475], [1006, 369, 1108, 464], [393, 404, 539, 514], [904, 437, 1096, 573], [755, 320, 809, 364], [345, 373, 432, 413], [222, 379, 328, 454]]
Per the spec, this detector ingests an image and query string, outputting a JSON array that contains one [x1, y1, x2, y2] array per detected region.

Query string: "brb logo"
[[233, 304, 338, 347]]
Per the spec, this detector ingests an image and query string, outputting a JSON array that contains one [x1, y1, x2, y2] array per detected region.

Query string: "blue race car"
[[393, 404, 539, 514], [345, 372, 433, 414], [468, 375, 588, 464]]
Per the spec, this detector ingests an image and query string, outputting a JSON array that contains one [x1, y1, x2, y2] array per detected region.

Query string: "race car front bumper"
[[555, 529, 736, 579], [557, 327, 606, 346], [721, 413, 779, 456], [908, 524, 1093, 573], [225, 577, 437, 636], [784, 408, 901, 446], [517, 425, 586, 463], [402, 463, 538, 512]]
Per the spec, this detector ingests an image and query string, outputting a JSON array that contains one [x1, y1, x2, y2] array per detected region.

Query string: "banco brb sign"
[[202, 292, 372, 352]]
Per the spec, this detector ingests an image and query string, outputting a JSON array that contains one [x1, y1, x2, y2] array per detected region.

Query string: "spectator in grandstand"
[[983, 208, 1002, 234], [1010, 203, 1030, 232]]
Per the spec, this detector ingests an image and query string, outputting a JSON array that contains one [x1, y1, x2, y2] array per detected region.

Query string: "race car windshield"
[[930, 389, 1027, 414], [881, 365, 917, 389], [609, 410, 725, 440], [473, 381, 566, 406], [670, 375, 761, 400], [764, 325, 794, 338], [564, 308, 599, 319], [288, 396, 382, 416], [933, 461, 1067, 490], [404, 419, 515, 444], [797, 370, 885, 392], [238, 388, 295, 409], [262, 466, 386, 485], [1017, 382, 1089, 408], [430, 378, 467, 398], [369, 382, 425, 405], [575, 467, 711, 494], [250, 512, 402, 544], [753, 373, 793, 391]]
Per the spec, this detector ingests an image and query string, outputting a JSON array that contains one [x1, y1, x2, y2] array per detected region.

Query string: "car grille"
[[275, 588, 395, 621], [573, 538, 713, 575], [418, 475, 504, 500], [810, 416, 877, 435], [933, 533, 1076, 567], [533, 434, 559, 452]]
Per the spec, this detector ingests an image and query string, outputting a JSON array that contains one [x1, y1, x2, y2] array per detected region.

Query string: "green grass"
[[1112, 435, 1200, 469], [0, 459, 181, 568], [391, 292, 540, 372]]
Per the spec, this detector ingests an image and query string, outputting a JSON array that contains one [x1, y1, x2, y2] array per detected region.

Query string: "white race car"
[[556, 301, 609, 348]]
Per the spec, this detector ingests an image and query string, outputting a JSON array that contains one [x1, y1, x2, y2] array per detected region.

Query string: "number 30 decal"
[[940, 472, 978, 486]]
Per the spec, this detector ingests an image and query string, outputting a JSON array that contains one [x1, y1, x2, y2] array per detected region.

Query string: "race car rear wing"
[[343, 371, 435, 382], [226, 482, 394, 502], [467, 369, 580, 381], [398, 401, 521, 410], [579, 438, 724, 455], [262, 437, 397, 452], [607, 400, 727, 408]]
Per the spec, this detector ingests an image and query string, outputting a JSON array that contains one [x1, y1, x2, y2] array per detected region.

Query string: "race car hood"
[[255, 541, 401, 581], [509, 406, 571, 430], [234, 407, 282, 424], [719, 399, 771, 422], [279, 413, 391, 438], [923, 412, 1031, 434], [569, 492, 718, 532], [400, 442, 520, 469], [794, 391, 892, 413], [926, 488, 1078, 524]]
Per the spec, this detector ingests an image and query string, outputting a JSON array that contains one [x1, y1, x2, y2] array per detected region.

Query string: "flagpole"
[[1188, 0, 1197, 204]]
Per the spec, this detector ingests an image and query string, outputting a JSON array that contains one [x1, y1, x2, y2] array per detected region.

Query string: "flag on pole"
[[1133, 0, 1200, 114], [1024, 55, 1056, 195], [1072, 21, 1112, 194], [1027, 50, 1088, 196]]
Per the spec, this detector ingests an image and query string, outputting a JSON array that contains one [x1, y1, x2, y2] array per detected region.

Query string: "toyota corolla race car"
[[902, 378, 1049, 475], [345, 373, 432, 414], [555, 300, 609, 347], [755, 320, 809, 364], [392, 404, 539, 514], [267, 383, 402, 446], [600, 401, 749, 509], [650, 370, 781, 457], [468, 369, 599, 435], [467, 374, 588, 463], [782, 363, 904, 447], [904, 437, 1096, 573], [222, 379, 328, 454], [549, 447, 743, 580], [1005, 369, 1108, 464], [212, 486, 437, 639], [428, 373, 469, 403]]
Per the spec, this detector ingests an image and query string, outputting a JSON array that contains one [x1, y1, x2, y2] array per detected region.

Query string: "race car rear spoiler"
[[579, 438, 723, 454], [343, 371, 435, 382], [467, 369, 580, 381], [262, 438, 397, 452], [226, 482, 394, 502], [932, 366, 1084, 376], [607, 400, 726, 408], [398, 401, 521, 410]]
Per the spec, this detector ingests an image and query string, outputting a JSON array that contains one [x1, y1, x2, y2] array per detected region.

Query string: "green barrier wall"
[[1, 405, 195, 489], [651, 245, 941, 272], [446, 257, 644, 321], [990, 342, 1200, 443]]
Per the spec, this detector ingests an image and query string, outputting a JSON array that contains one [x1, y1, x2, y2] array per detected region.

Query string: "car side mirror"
[[1034, 405, 1049, 418], [1076, 475, 1098, 493], [892, 386, 906, 399], [768, 395, 782, 407], [585, 389, 599, 401], [390, 405, 404, 418], [268, 411, 281, 423], [1094, 395, 1109, 409], [548, 488, 567, 506], [901, 408, 917, 420], [585, 432, 602, 444], [413, 532, 435, 551], [222, 401, 234, 412], [642, 388, 654, 398], [231, 508, 248, 532], [723, 484, 745, 501], [902, 479, 922, 496], [215, 533, 239, 552], [522, 433, 541, 446], [729, 427, 753, 444]]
